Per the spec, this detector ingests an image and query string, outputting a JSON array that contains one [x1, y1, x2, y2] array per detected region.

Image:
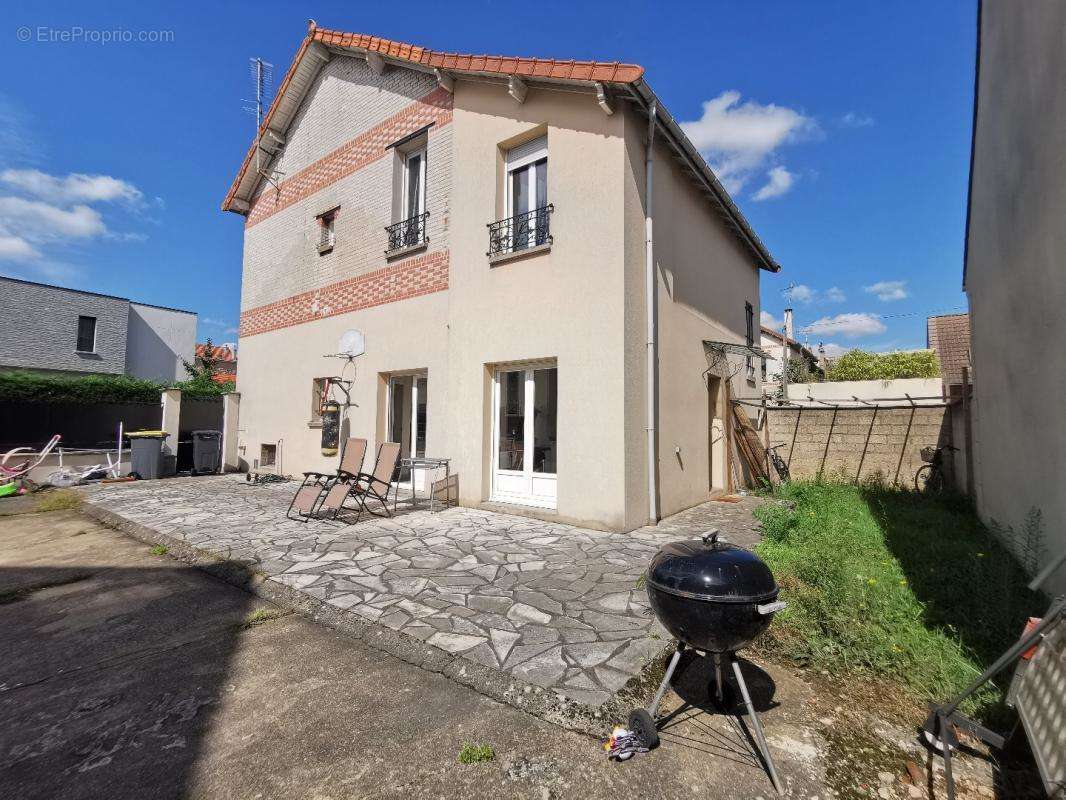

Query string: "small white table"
[[393, 457, 453, 513]]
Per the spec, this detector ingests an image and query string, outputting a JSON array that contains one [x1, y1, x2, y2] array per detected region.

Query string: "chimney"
[[784, 307, 794, 341]]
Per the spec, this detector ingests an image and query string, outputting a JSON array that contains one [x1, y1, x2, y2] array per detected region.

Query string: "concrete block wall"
[[767, 405, 954, 486]]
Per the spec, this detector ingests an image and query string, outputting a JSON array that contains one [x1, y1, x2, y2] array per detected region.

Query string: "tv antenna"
[[243, 57, 284, 192], [243, 57, 274, 128]]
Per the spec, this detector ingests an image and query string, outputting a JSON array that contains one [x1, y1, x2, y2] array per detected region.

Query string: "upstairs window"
[[386, 130, 430, 254], [76, 315, 97, 353], [745, 302, 755, 379], [317, 207, 337, 254], [402, 147, 426, 221], [489, 135, 551, 258]]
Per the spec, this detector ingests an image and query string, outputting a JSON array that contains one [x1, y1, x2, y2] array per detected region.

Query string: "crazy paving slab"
[[84, 477, 765, 708]]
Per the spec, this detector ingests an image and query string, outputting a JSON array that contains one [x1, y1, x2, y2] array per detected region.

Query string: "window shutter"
[[506, 136, 547, 168]]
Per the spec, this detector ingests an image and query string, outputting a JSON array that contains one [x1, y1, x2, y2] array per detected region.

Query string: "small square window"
[[260, 443, 277, 468], [76, 315, 97, 353], [317, 208, 337, 254]]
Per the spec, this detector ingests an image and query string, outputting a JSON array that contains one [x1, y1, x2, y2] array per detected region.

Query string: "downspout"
[[645, 103, 659, 524]]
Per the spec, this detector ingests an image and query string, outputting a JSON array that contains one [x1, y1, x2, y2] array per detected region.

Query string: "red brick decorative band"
[[239, 250, 449, 337], [246, 87, 453, 228]]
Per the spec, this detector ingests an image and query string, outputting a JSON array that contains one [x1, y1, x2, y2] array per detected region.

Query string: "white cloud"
[[840, 112, 874, 128], [788, 284, 814, 304], [680, 90, 818, 195], [0, 234, 38, 261], [0, 169, 150, 271], [0, 197, 105, 239], [0, 169, 144, 206], [761, 310, 782, 329], [752, 166, 795, 201], [803, 313, 886, 339], [863, 280, 908, 302], [824, 286, 846, 303], [202, 317, 234, 328]]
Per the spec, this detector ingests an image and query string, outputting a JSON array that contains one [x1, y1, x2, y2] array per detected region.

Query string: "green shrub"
[[826, 349, 940, 381], [0, 370, 232, 404]]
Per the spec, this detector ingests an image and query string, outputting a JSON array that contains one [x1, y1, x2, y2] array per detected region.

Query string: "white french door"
[[387, 372, 428, 490], [491, 365, 557, 508]]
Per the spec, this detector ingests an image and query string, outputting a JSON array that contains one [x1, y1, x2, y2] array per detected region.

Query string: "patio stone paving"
[[83, 476, 765, 710]]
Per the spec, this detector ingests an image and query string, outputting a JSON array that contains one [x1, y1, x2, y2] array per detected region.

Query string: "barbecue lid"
[[646, 530, 779, 603]]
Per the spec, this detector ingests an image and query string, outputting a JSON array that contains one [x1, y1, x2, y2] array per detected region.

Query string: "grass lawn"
[[753, 480, 1044, 721]]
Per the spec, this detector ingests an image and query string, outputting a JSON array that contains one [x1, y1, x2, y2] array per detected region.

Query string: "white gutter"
[[646, 102, 659, 524]]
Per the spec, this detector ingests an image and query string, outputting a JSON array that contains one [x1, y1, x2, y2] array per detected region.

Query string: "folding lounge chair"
[[345, 441, 402, 523], [286, 438, 367, 522]]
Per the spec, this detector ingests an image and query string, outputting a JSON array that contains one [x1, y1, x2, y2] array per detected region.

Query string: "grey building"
[[0, 277, 197, 382], [964, 0, 1066, 594]]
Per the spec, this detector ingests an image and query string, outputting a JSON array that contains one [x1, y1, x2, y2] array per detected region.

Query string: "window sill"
[[385, 240, 428, 261], [488, 241, 551, 266], [317, 243, 334, 255], [307, 420, 323, 429]]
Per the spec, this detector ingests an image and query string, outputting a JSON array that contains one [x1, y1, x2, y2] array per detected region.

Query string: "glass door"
[[387, 372, 428, 490], [492, 365, 557, 508]]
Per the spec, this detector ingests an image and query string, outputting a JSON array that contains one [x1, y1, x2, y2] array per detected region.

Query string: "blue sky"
[[0, 1, 976, 352]]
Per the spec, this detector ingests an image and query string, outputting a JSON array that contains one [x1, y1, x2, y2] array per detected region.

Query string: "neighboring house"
[[964, 0, 1066, 593], [926, 313, 971, 394], [195, 342, 238, 384], [760, 325, 822, 391], [222, 24, 778, 531], [0, 277, 196, 382]]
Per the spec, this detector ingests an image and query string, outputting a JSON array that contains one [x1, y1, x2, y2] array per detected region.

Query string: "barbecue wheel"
[[627, 708, 659, 749]]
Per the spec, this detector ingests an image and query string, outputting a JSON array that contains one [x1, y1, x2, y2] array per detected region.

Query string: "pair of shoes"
[[604, 726, 649, 761]]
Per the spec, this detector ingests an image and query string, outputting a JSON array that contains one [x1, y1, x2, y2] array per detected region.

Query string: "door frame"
[[489, 361, 557, 509], [386, 370, 428, 489]]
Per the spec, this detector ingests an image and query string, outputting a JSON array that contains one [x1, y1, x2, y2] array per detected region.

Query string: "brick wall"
[[240, 55, 453, 317], [239, 250, 449, 337], [766, 405, 955, 486]]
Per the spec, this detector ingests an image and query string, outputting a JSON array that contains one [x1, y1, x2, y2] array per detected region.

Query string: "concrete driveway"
[[0, 503, 835, 800]]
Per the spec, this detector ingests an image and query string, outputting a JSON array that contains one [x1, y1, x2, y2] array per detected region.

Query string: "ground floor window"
[[491, 363, 557, 508], [387, 371, 428, 487]]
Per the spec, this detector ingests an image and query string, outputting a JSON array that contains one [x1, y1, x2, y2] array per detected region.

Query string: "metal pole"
[[732, 657, 783, 794], [645, 102, 659, 524], [648, 645, 682, 719]]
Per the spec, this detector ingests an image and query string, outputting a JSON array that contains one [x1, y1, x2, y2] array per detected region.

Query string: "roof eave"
[[628, 79, 780, 273]]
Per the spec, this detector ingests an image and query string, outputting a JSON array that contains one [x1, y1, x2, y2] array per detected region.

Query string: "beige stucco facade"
[[229, 43, 768, 532], [965, 0, 1066, 593]]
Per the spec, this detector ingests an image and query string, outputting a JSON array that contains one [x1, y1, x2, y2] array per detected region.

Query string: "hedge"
[[826, 349, 940, 382], [0, 371, 234, 405]]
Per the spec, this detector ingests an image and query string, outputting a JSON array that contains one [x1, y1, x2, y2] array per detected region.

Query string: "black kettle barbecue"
[[628, 530, 787, 793]]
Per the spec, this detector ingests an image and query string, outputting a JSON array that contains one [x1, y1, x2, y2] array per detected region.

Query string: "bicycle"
[[766, 443, 791, 483], [914, 445, 958, 493]]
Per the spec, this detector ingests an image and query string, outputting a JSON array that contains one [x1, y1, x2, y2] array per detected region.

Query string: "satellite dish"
[[337, 329, 365, 358]]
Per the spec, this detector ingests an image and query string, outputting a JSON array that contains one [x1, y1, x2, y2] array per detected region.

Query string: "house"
[[760, 322, 822, 391], [195, 342, 238, 384], [925, 313, 970, 394], [222, 23, 778, 531], [964, 0, 1065, 592], [0, 277, 196, 382]]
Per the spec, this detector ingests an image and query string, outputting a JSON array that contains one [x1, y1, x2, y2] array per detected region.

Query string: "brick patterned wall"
[[239, 250, 449, 337], [239, 54, 453, 315], [246, 85, 453, 228], [767, 405, 954, 486]]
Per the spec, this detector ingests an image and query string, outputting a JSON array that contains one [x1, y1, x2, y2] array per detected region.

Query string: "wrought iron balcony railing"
[[487, 204, 553, 258], [385, 211, 430, 254]]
